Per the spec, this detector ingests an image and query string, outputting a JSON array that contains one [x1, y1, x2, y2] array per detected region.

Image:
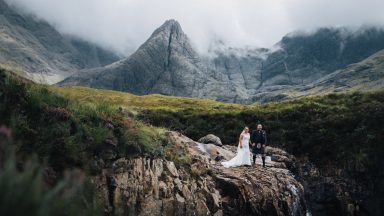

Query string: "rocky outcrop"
[[198, 134, 223, 146], [93, 132, 307, 215]]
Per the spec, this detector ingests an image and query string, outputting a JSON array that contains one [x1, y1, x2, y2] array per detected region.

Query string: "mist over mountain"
[[2, 0, 384, 102], [5, 0, 384, 54], [0, 0, 119, 84], [60, 20, 384, 103]]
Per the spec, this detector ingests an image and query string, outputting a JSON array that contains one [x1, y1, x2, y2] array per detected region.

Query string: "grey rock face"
[[291, 49, 384, 96], [198, 134, 223, 146], [60, 20, 384, 103], [0, 0, 119, 84], [262, 27, 384, 86], [203, 47, 268, 102], [59, 20, 266, 102], [245, 48, 384, 103], [61, 20, 209, 96]]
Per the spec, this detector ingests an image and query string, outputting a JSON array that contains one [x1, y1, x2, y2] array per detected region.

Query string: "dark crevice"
[[106, 174, 117, 213], [147, 26, 175, 95], [166, 27, 174, 70]]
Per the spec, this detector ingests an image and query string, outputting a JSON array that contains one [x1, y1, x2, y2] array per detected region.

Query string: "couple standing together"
[[222, 124, 267, 168]]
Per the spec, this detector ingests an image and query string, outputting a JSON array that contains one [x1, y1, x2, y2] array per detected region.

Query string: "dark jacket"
[[250, 129, 267, 145]]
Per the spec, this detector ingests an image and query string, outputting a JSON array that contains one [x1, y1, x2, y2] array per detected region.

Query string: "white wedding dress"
[[222, 132, 252, 168]]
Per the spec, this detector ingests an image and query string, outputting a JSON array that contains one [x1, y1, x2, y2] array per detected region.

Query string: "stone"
[[181, 185, 193, 201], [175, 193, 186, 215], [162, 198, 175, 215], [152, 159, 163, 177], [175, 193, 185, 204], [198, 134, 223, 146], [173, 178, 183, 192], [166, 161, 179, 177], [158, 181, 168, 198], [195, 199, 211, 216], [210, 190, 221, 210], [213, 210, 223, 216]]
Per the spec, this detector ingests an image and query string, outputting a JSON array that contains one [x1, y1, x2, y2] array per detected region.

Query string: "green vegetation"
[[0, 67, 193, 215], [49, 83, 384, 175], [140, 92, 384, 173], [49, 85, 254, 113], [0, 68, 168, 173], [0, 138, 101, 216]]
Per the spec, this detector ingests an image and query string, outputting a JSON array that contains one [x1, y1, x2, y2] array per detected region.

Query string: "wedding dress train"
[[221, 132, 252, 168]]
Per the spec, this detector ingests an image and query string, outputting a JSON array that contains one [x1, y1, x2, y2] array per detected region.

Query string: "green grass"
[[0, 68, 185, 215], [49, 84, 359, 116], [0, 68, 168, 173], [49, 85, 257, 113], [49, 83, 384, 175]]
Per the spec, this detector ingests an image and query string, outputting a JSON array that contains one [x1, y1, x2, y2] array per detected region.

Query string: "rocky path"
[[93, 131, 307, 216]]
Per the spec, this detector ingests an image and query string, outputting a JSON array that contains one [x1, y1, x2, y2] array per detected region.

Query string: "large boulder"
[[198, 134, 223, 146]]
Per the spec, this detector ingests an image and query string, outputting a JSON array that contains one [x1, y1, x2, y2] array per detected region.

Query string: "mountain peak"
[[161, 19, 182, 30], [150, 19, 184, 39]]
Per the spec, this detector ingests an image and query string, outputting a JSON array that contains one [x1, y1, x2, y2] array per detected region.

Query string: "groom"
[[251, 124, 267, 167]]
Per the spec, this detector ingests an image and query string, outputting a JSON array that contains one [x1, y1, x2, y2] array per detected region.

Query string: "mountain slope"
[[59, 20, 269, 102], [308, 49, 384, 92], [251, 49, 384, 102], [262, 27, 384, 86], [60, 20, 246, 101], [60, 19, 384, 103], [63, 20, 210, 96], [0, 0, 119, 84]]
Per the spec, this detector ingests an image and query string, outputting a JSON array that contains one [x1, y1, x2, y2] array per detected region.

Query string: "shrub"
[[0, 144, 102, 216]]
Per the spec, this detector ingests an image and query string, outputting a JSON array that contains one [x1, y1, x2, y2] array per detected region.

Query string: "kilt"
[[252, 144, 265, 154]]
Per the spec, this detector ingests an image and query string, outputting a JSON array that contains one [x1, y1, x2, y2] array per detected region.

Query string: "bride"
[[222, 127, 252, 168]]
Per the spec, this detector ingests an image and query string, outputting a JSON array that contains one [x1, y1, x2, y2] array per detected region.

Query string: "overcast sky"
[[6, 0, 384, 55]]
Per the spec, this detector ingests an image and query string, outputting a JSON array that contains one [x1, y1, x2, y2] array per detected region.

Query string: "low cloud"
[[6, 0, 384, 55]]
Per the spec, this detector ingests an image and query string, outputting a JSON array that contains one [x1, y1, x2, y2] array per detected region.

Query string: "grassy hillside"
[[0, 67, 198, 215], [0, 68, 170, 173], [50, 84, 384, 175], [49, 85, 253, 113]]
